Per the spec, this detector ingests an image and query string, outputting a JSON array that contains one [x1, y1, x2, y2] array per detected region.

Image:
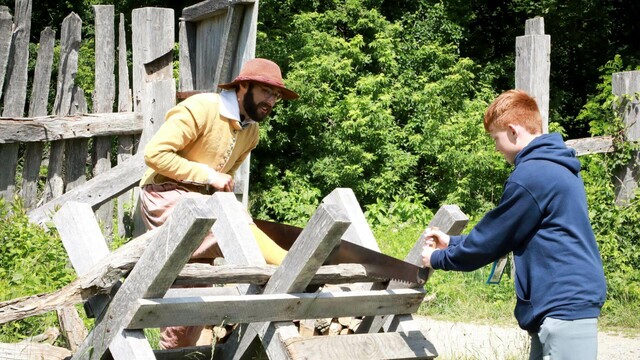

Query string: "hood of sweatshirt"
[[514, 133, 580, 175]]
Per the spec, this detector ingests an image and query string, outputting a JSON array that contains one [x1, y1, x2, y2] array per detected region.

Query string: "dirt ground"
[[421, 317, 640, 360]]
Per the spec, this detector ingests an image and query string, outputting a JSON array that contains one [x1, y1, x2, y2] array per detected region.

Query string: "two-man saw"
[[254, 219, 428, 286]]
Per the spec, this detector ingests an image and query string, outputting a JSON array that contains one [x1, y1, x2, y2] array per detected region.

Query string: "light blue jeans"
[[529, 317, 598, 360]]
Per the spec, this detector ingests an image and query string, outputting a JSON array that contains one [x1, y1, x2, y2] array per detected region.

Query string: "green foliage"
[[251, 0, 504, 222], [0, 198, 76, 342]]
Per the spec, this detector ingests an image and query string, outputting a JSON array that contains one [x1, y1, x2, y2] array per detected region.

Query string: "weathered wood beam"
[[28, 152, 146, 226], [0, 342, 72, 360], [565, 136, 615, 156], [182, 0, 254, 22], [0, 262, 394, 325], [0, 112, 142, 143], [128, 288, 425, 329]]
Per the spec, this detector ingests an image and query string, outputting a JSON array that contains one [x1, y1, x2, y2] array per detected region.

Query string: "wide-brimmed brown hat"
[[218, 58, 299, 100]]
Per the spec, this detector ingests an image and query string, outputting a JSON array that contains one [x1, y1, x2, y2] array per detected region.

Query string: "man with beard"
[[139, 58, 298, 349]]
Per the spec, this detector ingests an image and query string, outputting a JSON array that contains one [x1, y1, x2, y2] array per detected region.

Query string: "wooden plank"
[[0, 342, 72, 360], [209, 192, 266, 266], [64, 87, 89, 192], [92, 5, 117, 239], [182, 0, 254, 22], [231, 203, 351, 360], [612, 70, 640, 206], [285, 331, 437, 360], [516, 17, 550, 133], [128, 289, 425, 329], [28, 27, 56, 117], [324, 188, 378, 250], [0, 261, 388, 325], [131, 7, 174, 114], [117, 12, 135, 237], [565, 136, 614, 156], [195, 14, 226, 90], [109, 329, 156, 360], [28, 152, 147, 226], [212, 5, 243, 89], [178, 19, 197, 91], [53, 201, 110, 276], [0, 0, 31, 200], [209, 191, 268, 360], [0, 6, 12, 100], [52, 12, 82, 116], [71, 197, 216, 360], [21, 27, 56, 209]]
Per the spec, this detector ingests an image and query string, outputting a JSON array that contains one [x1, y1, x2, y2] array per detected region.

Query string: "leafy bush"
[[0, 198, 76, 342]]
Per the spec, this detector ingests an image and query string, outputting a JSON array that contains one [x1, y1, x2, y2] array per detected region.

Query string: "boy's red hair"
[[484, 89, 543, 134]]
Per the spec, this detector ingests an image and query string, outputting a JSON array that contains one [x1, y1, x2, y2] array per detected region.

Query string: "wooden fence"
[[0, 0, 258, 239]]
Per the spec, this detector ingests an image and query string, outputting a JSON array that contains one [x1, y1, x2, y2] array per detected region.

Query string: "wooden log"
[[0, 342, 72, 360], [0, 0, 31, 200], [203, 192, 267, 359], [72, 198, 215, 360], [21, 27, 55, 209], [516, 17, 550, 133], [0, 112, 143, 143]]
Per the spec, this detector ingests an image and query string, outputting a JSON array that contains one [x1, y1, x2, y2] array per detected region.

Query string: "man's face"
[[242, 83, 282, 122]]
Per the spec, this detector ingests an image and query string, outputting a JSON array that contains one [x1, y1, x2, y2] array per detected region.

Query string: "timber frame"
[[53, 188, 468, 360]]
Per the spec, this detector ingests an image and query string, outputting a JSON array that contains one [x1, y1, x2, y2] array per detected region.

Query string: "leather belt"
[[176, 182, 215, 195]]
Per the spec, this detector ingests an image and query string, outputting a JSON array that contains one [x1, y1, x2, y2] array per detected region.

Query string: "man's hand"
[[209, 171, 234, 192], [421, 227, 450, 268]]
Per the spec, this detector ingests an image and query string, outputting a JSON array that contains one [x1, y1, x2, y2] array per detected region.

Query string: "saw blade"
[[254, 219, 427, 285]]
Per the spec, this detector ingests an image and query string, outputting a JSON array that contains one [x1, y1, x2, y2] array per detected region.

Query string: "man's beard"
[[243, 88, 272, 122]]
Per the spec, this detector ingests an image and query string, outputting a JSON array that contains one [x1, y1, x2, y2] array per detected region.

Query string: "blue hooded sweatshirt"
[[430, 133, 606, 332]]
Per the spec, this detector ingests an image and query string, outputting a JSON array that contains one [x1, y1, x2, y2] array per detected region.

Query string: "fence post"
[[612, 71, 640, 206], [21, 27, 55, 209], [93, 5, 116, 239], [0, 0, 31, 200], [130, 7, 176, 236], [515, 17, 551, 133]]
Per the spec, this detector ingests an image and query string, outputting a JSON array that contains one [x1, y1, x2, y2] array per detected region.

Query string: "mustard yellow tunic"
[[140, 92, 259, 187]]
